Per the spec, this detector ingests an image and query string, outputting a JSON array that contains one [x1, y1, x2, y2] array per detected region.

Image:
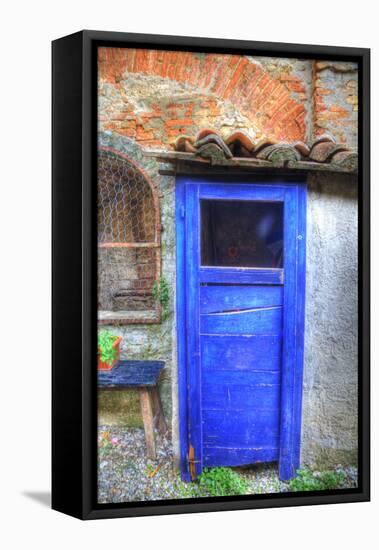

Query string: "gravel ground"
[[98, 426, 358, 504]]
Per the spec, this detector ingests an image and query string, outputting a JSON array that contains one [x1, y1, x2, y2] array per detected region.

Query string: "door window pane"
[[201, 200, 283, 268]]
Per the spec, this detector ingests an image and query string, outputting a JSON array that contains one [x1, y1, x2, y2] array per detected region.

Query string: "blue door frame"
[[176, 177, 306, 481]]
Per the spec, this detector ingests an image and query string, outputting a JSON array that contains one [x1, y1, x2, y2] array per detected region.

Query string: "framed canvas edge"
[[52, 31, 85, 520], [52, 30, 370, 520]]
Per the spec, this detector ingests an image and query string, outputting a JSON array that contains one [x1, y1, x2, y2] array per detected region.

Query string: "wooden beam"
[[139, 388, 156, 460], [151, 387, 168, 435]]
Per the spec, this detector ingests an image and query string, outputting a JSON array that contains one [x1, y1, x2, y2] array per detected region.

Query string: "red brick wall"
[[98, 48, 358, 149]]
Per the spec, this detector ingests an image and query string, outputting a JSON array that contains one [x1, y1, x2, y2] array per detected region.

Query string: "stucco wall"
[[302, 172, 358, 467]]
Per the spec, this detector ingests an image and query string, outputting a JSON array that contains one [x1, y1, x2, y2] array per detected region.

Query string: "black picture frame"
[[52, 30, 370, 520]]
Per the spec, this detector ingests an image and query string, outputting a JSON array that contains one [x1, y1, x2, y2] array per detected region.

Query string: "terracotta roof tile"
[[171, 129, 357, 172]]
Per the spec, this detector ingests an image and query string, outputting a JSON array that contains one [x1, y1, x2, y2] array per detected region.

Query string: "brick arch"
[[99, 48, 307, 142]]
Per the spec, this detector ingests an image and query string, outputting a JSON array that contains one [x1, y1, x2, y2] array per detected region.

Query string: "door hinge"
[[180, 205, 185, 219], [188, 444, 200, 481]]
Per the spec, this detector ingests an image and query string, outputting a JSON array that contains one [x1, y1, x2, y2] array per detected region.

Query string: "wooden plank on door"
[[202, 378, 281, 411], [200, 305, 283, 335], [185, 183, 203, 475], [202, 409, 280, 448], [204, 446, 279, 467], [201, 334, 282, 371], [200, 285, 283, 314]]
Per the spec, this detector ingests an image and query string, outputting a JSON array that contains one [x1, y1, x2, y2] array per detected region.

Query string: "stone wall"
[[98, 132, 176, 426], [313, 61, 358, 146], [97, 49, 359, 469]]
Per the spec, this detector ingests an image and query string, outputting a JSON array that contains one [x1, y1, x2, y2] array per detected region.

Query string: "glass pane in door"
[[200, 199, 283, 268]]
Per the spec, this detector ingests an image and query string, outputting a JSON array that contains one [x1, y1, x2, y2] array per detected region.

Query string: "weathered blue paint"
[[203, 446, 278, 466], [185, 183, 202, 478], [175, 179, 191, 480], [200, 285, 283, 313], [279, 185, 307, 480], [97, 360, 165, 388], [201, 334, 282, 371], [176, 177, 306, 481], [201, 305, 283, 335], [199, 267, 283, 285]]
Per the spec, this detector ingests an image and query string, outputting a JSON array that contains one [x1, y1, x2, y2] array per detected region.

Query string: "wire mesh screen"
[[98, 151, 156, 243], [98, 150, 159, 320]]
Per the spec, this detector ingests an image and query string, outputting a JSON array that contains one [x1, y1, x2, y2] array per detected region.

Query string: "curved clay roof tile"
[[224, 131, 255, 151], [331, 151, 358, 171], [171, 128, 355, 172], [256, 143, 301, 163], [174, 135, 196, 153], [309, 142, 349, 163], [293, 141, 311, 158], [195, 128, 220, 142], [252, 138, 278, 155], [310, 133, 336, 151], [195, 132, 233, 159]]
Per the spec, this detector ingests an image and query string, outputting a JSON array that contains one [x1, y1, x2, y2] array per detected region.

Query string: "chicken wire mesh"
[[97, 150, 159, 316]]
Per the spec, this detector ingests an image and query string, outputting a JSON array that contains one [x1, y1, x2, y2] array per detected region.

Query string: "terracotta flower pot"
[[98, 336, 122, 371]]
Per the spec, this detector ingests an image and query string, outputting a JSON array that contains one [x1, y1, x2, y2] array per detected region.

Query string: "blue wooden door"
[[176, 179, 306, 481]]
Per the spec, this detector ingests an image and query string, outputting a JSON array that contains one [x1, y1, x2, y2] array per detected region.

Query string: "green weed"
[[289, 468, 347, 492], [196, 467, 249, 497]]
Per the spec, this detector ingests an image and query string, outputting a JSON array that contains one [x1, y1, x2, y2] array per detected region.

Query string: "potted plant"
[[98, 330, 122, 371]]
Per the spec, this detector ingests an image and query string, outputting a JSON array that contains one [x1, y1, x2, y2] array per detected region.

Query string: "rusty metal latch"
[[188, 444, 200, 481]]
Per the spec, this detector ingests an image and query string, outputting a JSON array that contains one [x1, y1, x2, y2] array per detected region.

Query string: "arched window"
[[97, 149, 161, 323]]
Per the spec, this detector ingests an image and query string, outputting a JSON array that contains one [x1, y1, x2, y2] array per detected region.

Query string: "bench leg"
[[151, 387, 168, 435], [139, 388, 156, 460]]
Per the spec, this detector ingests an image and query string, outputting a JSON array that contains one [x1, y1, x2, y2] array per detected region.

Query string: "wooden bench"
[[98, 360, 168, 460]]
